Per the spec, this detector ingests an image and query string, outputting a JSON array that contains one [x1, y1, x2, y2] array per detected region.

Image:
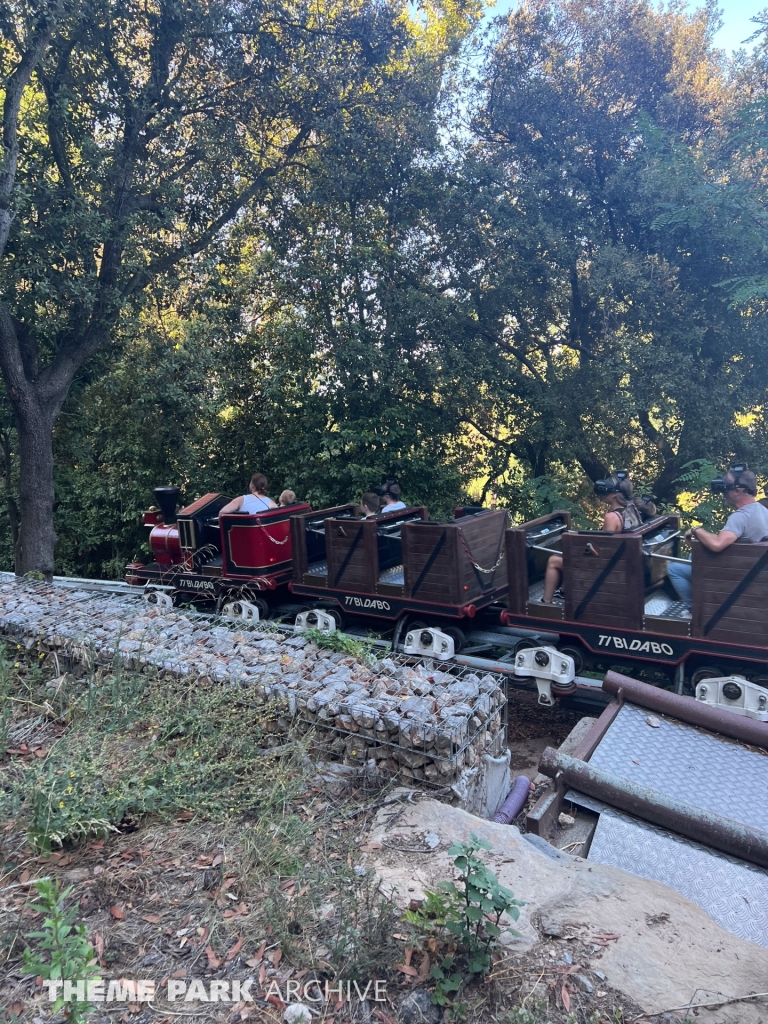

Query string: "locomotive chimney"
[[153, 486, 181, 524]]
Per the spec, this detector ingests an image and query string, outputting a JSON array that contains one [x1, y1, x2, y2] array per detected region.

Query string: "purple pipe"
[[494, 775, 531, 824]]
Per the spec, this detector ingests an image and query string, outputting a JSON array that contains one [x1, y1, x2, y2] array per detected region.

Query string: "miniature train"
[[126, 488, 768, 687]]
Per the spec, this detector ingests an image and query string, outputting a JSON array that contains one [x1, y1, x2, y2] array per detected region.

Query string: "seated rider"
[[360, 492, 380, 518], [380, 481, 406, 512], [542, 472, 656, 603], [668, 466, 768, 611], [279, 489, 297, 506], [220, 473, 278, 515]]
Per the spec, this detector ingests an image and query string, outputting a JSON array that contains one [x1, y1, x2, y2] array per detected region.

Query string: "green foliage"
[[22, 879, 99, 1024], [672, 459, 723, 530], [404, 834, 523, 1005], [0, 646, 314, 848], [303, 628, 380, 662], [497, 476, 588, 528], [3, 0, 768, 576]]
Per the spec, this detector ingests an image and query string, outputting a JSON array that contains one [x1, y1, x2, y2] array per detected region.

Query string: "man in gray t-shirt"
[[667, 468, 768, 609], [722, 500, 768, 543]]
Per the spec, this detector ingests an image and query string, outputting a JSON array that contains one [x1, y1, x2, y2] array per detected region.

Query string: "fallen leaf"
[[226, 937, 244, 962], [561, 984, 571, 1012], [142, 915, 161, 925], [127, 1003, 140, 1014], [236, 903, 248, 916], [19, 869, 30, 883], [259, 964, 267, 986], [396, 964, 418, 977], [270, 948, 282, 968], [9, 1001, 23, 1016], [93, 932, 104, 959], [205, 945, 221, 969], [417, 953, 430, 981], [404, 947, 413, 968], [34, 747, 47, 757], [223, 909, 236, 919], [171, 969, 186, 979], [176, 811, 193, 821], [212, 853, 224, 867], [373, 1011, 397, 1024], [110, 906, 126, 920], [255, 939, 267, 960], [266, 995, 286, 1011]]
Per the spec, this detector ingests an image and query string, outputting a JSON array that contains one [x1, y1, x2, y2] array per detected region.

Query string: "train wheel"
[[514, 637, 539, 656], [326, 607, 346, 631], [690, 665, 724, 688], [559, 645, 584, 676], [440, 625, 466, 653]]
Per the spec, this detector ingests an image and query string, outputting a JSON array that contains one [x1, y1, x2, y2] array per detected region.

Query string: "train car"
[[289, 503, 509, 641], [125, 486, 311, 616], [501, 510, 768, 687]]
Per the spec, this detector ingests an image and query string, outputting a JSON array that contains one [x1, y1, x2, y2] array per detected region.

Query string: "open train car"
[[290, 504, 509, 633], [125, 486, 311, 613], [501, 510, 768, 686]]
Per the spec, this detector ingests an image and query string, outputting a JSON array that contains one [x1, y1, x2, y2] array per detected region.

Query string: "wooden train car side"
[[291, 506, 508, 622], [502, 512, 768, 682]]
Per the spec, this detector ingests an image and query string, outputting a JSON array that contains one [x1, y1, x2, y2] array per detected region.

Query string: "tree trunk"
[[0, 428, 20, 559], [14, 400, 57, 578]]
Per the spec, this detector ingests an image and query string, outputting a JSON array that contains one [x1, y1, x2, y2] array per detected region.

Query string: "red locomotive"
[[125, 486, 310, 617]]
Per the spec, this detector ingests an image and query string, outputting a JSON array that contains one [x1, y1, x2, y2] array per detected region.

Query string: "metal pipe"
[[493, 625, 561, 643], [647, 553, 691, 564], [539, 747, 768, 870], [643, 530, 681, 549], [494, 776, 531, 824], [603, 670, 768, 750]]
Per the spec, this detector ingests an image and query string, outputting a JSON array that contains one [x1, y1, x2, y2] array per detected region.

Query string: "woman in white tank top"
[[219, 473, 278, 515]]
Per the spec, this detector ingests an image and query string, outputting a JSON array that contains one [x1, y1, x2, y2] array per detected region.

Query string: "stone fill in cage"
[[255, 654, 508, 784], [0, 578, 507, 786]]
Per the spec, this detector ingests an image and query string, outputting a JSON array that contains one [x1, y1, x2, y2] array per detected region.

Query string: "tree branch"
[[0, 3, 61, 257]]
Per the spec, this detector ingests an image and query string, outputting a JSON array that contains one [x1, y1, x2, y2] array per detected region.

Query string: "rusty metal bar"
[[603, 671, 768, 750], [569, 699, 623, 761], [539, 747, 768, 869]]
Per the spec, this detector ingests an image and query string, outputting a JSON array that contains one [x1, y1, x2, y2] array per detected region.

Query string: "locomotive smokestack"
[[153, 486, 181, 524]]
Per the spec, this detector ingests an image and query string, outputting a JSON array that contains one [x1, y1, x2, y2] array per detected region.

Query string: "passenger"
[[380, 482, 407, 512], [360, 492, 380, 518], [668, 467, 768, 611], [542, 473, 655, 603], [220, 473, 278, 515], [279, 489, 297, 506]]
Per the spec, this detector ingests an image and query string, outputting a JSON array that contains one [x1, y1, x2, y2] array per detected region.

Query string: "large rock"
[[364, 798, 768, 1024]]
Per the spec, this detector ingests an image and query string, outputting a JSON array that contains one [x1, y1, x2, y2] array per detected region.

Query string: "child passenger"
[[279, 490, 297, 506]]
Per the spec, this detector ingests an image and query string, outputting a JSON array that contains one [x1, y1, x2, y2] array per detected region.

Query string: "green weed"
[[0, 645, 312, 849], [405, 834, 523, 1006], [22, 878, 99, 1024], [304, 627, 379, 661]]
